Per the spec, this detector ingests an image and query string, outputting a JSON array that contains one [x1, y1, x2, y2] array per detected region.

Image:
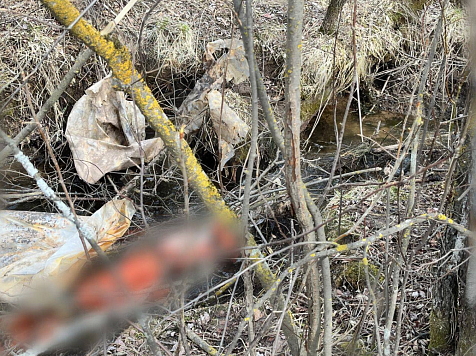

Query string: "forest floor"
[[0, 0, 469, 355], [110, 178, 446, 355]]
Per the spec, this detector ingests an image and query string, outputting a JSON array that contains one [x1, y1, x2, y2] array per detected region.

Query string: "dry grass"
[[0, 1, 77, 136], [0, 2, 468, 355], [0, 0, 467, 137], [255, 0, 467, 100]]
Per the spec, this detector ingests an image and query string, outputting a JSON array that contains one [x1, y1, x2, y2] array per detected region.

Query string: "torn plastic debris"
[[207, 90, 249, 170], [0, 199, 135, 302], [205, 39, 250, 84], [66, 76, 164, 184], [178, 39, 249, 134]]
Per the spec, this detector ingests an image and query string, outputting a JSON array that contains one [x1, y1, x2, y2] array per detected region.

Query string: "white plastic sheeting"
[[66, 77, 163, 184], [0, 199, 135, 302]]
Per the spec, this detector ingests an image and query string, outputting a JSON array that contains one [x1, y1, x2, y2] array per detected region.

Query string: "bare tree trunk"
[[320, 0, 347, 35], [284, 0, 313, 243], [455, 126, 476, 355], [283, 0, 315, 351], [457, 255, 476, 356], [457, 310, 476, 356], [284, 1, 333, 355], [231, 2, 305, 354], [429, 192, 467, 355], [454, 2, 476, 354]]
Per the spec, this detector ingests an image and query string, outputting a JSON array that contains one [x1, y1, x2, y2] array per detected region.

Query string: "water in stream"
[[304, 101, 407, 158], [0, 99, 410, 215]]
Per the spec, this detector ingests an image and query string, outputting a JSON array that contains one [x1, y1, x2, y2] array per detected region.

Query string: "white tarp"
[[0, 199, 135, 302], [66, 77, 164, 184], [207, 90, 249, 169]]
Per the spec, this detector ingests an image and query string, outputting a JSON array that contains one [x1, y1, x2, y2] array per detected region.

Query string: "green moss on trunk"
[[429, 310, 452, 355]]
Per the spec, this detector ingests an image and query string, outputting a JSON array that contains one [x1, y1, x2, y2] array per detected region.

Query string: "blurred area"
[[0, 217, 239, 354], [0, 0, 472, 355]]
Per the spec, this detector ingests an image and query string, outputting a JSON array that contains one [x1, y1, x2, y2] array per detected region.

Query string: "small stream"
[[303, 101, 407, 159], [0, 100, 411, 214]]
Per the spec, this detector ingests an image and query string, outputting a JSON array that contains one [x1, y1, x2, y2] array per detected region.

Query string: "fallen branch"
[[186, 328, 231, 356]]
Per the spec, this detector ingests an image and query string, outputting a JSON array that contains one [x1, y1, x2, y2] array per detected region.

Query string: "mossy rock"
[[336, 261, 381, 291]]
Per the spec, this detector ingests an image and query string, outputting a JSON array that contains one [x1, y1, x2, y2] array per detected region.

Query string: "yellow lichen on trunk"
[[38, 5, 299, 342], [40, 0, 233, 223]]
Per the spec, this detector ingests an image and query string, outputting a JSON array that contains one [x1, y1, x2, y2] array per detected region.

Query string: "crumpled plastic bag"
[[207, 90, 249, 169], [0, 199, 135, 302], [66, 76, 164, 184], [179, 39, 250, 134], [205, 39, 249, 84]]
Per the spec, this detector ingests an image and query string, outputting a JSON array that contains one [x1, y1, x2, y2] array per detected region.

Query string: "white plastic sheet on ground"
[[177, 39, 250, 169], [178, 39, 249, 133], [207, 90, 249, 169], [66, 76, 164, 184], [0, 199, 135, 302]]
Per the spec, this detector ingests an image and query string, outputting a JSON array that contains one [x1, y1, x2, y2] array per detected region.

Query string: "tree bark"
[[455, 3, 476, 351], [456, 258, 476, 356], [429, 196, 467, 355], [284, 1, 333, 355], [455, 110, 476, 355], [320, 0, 347, 35], [455, 125, 476, 356]]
